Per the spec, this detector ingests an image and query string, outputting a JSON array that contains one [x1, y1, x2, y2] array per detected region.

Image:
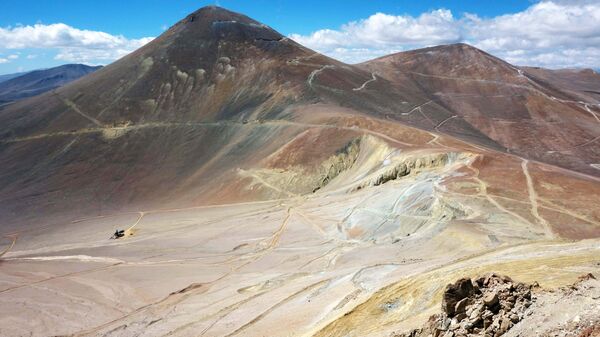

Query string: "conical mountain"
[[2, 6, 315, 132], [0, 7, 394, 227]]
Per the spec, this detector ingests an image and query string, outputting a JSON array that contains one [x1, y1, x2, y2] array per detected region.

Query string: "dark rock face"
[[442, 278, 477, 316], [395, 274, 535, 337]]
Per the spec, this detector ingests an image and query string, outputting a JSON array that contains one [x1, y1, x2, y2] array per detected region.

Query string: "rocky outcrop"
[[352, 152, 469, 191], [505, 273, 600, 337], [312, 138, 361, 192], [395, 274, 535, 337], [579, 326, 600, 337]]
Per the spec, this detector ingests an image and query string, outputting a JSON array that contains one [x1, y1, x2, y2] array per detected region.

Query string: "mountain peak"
[[439, 42, 479, 50], [163, 6, 283, 46], [406, 42, 487, 56], [363, 42, 507, 72], [185, 6, 257, 25]]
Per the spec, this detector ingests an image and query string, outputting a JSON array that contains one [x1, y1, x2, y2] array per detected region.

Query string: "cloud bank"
[[290, 1, 600, 68], [0, 23, 154, 63]]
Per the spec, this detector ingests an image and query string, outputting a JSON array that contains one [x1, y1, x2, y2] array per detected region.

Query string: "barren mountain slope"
[[522, 67, 600, 104], [0, 6, 353, 228], [361, 44, 600, 177]]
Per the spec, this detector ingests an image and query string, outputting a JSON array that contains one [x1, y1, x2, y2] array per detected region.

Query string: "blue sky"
[[0, 1, 533, 37], [1, 1, 599, 74]]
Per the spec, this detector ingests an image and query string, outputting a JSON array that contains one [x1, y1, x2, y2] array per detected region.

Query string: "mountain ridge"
[[0, 63, 101, 106], [0, 71, 28, 83]]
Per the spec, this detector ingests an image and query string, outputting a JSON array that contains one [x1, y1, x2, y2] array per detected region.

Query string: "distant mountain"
[[0, 64, 101, 105], [521, 67, 600, 104], [0, 71, 28, 83]]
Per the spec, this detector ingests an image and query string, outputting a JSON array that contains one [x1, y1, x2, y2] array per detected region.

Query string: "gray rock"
[[484, 291, 499, 307]]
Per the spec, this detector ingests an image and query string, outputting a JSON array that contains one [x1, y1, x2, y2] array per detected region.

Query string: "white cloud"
[[26, 54, 37, 59], [466, 1, 600, 68], [290, 10, 460, 56], [322, 47, 403, 64], [289, 1, 600, 68], [0, 23, 154, 63], [0, 58, 8, 64], [7, 54, 19, 60]]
